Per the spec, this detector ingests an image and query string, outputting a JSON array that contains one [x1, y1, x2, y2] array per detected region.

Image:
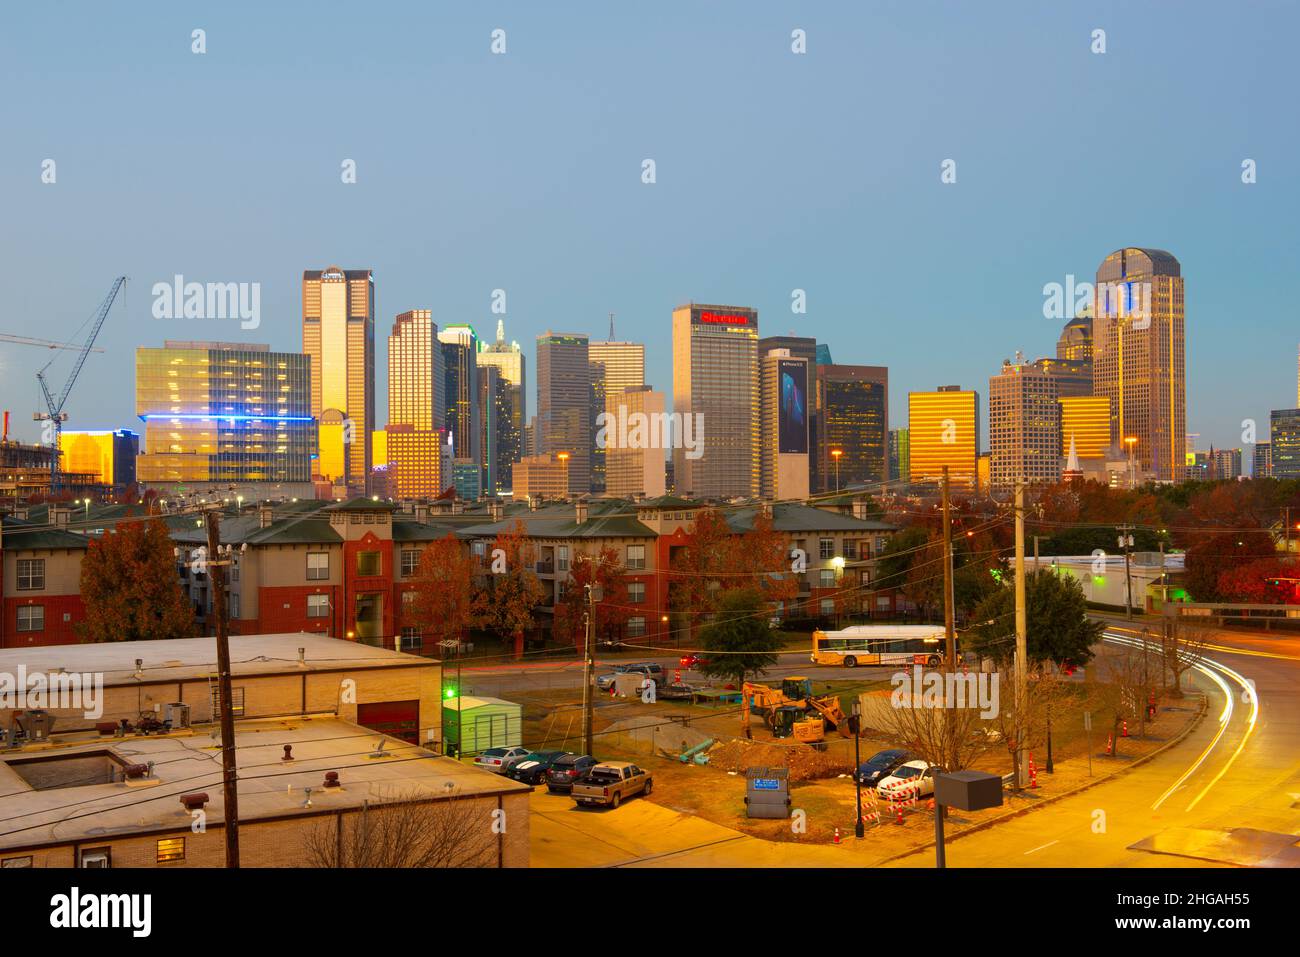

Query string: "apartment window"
[[79, 847, 111, 869], [819, 538, 835, 560], [556, 546, 569, 573], [843, 540, 858, 561], [859, 570, 872, 587], [16, 606, 44, 632], [628, 582, 645, 604], [307, 552, 329, 580], [228, 593, 240, 619], [819, 569, 836, 588], [399, 627, 421, 651], [1, 856, 33, 868], [627, 617, 646, 637], [156, 837, 185, 864], [307, 594, 329, 618], [472, 541, 487, 560], [356, 551, 381, 577], [401, 549, 420, 577], [819, 599, 835, 616], [402, 590, 416, 612], [626, 545, 645, 570], [16, 559, 44, 591]]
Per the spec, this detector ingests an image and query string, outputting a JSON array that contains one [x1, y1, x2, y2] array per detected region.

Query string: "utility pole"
[[941, 466, 956, 669], [1118, 524, 1135, 620], [205, 510, 240, 868], [582, 582, 596, 756], [1014, 483, 1028, 789]]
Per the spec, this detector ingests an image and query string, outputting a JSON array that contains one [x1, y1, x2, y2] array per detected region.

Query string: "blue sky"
[[1, 1, 1296, 457]]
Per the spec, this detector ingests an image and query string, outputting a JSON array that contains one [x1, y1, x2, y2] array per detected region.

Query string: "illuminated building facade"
[[135, 341, 315, 489], [603, 385, 667, 499], [1058, 395, 1111, 461], [671, 303, 759, 499], [1092, 248, 1186, 482], [907, 386, 979, 489], [513, 453, 571, 501], [889, 428, 910, 482], [477, 319, 526, 493], [815, 364, 888, 492], [1254, 441, 1272, 479], [59, 430, 139, 489], [387, 311, 448, 499], [1270, 409, 1300, 480], [438, 324, 480, 465], [588, 340, 645, 493], [536, 332, 591, 495], [302, 267, 375, 495], [760, 335, 820, 489], [988, 359, 1061, 490], [759, 351, 811, 500]]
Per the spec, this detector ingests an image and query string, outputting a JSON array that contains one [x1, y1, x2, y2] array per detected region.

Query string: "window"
[[819, 599, 835, 616], [626, 545, 645, 570], [16, 559, 44, 591], [307, 594, 329, 618], [401, 549, 420, 577], [210, 686, 245, 718], [156, 837, 185, 863], [1, 856, 33, 868], [401, 590, 416, 614], [79, 847, 111, 868], [472, 541, 487, 560], [307, 552, 329, 580], [356, 551, 381, 577], [228, 593, 240, 619], [627, 617, 646, 637], [628, 582, 645, 604], [399, 627, 421, 650], [556, 546, 569, 573], [819, 569, 836, 588], [819, 538, 835, 560], [16, 606, 44, 632], [859, 570, 872, 586], [843, 540, 858, 561]]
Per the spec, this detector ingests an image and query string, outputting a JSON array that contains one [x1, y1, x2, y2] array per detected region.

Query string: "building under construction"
[[0, 437, 104, 503]]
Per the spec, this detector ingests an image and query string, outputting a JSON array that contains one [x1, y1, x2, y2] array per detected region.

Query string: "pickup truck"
[[570, 761, 653, 808]]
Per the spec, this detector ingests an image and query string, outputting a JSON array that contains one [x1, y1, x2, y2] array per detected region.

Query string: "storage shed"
[[442, 696, 523, 755]]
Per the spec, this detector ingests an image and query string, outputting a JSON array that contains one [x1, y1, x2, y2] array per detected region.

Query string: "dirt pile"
[[706, 739, 852, 782]]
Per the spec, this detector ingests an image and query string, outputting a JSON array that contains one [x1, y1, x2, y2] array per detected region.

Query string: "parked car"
[[678, 653, 711, 670], [545, 753, 599, 793], [853, 749, 914, 788], [657, 681, 696, 700], [876, 760, 940, 800], [473, 746, 531, 774], [570, 761, 653, 808], [506, 750, 569, 785], [596, 663, 665, 691]]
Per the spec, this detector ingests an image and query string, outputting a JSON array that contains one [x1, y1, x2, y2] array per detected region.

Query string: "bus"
[[810, 625, 948, 668]]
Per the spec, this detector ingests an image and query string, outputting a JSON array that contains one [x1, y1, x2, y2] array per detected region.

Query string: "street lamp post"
[[830, 448, 843, 493], [851, 703, 864, 837]]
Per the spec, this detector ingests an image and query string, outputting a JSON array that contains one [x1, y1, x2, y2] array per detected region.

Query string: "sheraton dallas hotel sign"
[[695, 309, 753, 325]]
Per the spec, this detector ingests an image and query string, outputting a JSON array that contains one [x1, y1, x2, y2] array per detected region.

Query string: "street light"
[[830, 448, 843, 492], [1123, 436, 1138, 489], [850, 703, 864, 837]]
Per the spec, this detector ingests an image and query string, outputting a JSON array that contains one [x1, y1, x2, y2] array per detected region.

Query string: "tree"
[[669, 507, 734, 640], [695, 588, 783, 687], [965, 569, 1101, 668], [880, 681, 995, 774], [1161, 616, 1212, 698], [1184, 530, 1275, 601], [79, 515, 195, 642], [303, 788, 496, 868], [553, 548, 630, 649], [1215, 556, 1299, 604], [992, 665, 1073, 787], [730, 511, 799, 615], [408, 534, 478, 652], [474, 520, 546, 659]]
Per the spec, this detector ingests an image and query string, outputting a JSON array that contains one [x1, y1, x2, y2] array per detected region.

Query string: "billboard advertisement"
[[777, 359, 808, 455]]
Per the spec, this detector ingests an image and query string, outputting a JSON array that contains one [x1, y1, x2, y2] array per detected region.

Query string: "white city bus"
[[810, 625, 948, 668]]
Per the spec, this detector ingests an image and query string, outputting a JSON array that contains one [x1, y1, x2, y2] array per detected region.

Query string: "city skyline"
[[3, 4, 1297, 460]]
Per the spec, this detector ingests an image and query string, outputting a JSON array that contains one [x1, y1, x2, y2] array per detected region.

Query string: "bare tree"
[[1161, 615, 1212, 697], [1091, 640, 1159, 756], [304, 787, 499, 868], [876, 669, 997, 773], [993, 666, 1072, 787]]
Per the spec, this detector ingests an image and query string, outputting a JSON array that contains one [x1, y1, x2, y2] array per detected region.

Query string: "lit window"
[[156, 838, 185, 863]]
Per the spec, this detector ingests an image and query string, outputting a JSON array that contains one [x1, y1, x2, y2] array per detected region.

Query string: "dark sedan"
[[853, 749, 914, 788], [506, 750, 569, 785], [545, 754, 598, 793]]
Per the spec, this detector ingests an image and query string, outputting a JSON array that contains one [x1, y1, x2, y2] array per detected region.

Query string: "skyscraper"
[[988, 358, 1062, 490], [760, 335, 819, 489], [438, 324, 480, 466], [477, 319, 527, 493], [759, 350, 811, 500], [907, 386, 979, 490], [59, 430, 139, 489], [671, 303, 759, 499], [136, 341, 314, 493], [536, 332, 592, 495], [1254, 441, 1272, 479], [386, 310, 447, 499], [815, 364, 889, 492], [603, 385, 667, 499], [1270, 409, 1300, 480], [1092, 248, 1185, 482], [302, 267, 375, 496], [588, 339, 645, 493], [478, 363, 507, 496], [1058, 395, 1111, 461], [889, 428, 910, 482]]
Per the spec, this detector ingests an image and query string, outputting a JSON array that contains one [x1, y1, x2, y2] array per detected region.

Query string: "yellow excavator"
[[740, 677, 855, 742]]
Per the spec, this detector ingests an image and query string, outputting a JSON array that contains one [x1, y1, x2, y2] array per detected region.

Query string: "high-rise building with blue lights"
[[135, 340, 316, 493]]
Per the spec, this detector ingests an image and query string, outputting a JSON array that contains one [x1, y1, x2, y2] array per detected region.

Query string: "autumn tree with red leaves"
[[78, 515, 195, 642], [474, 519, 546, 659], [408, 534, 478, 650], [553, 548, 631, 650]]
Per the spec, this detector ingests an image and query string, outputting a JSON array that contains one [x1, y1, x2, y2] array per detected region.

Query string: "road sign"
[[1083, 711, 1092, 731]]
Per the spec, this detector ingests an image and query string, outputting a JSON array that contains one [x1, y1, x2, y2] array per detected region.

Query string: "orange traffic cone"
[[1105, 733, 1114, 755], [833, 827, 841, 844], [895, 799, 905, 825], [1121, 719, 1129, 738]]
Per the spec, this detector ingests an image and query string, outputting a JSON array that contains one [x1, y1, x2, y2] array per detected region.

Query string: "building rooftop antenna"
[[609, 312, 615, 341]]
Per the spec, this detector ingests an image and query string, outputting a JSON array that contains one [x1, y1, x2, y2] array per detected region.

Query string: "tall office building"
[[603, 385, 667, 499], [761, 335, 819, 489], [1092, 248, 1186, 482], [816, 364, 889, 492], [907, 386, 979, 490], [1031, 356, 1091, 397], [671, 303, 759, 499], [536, 332, 592, 495], [302, 267, 374, 496], [478, 363, 508, 496], [59, 430, 139, 489], [889, 428, 910, 482], [1211, 448, 1242, 481], [1254, 441, 1272, 479], [1270, 410, 1300, 480], [759, 350, 811, 500], [1058, 395, 1111, 461], [588, 339, 645, 493], [988, 359, 1062, 490], [438, 324, 480, 466], [477, 319, 527, 493], [1057, 312, 1093, 364], [136, 341, 314, 492], [387, 310, 447, 499]]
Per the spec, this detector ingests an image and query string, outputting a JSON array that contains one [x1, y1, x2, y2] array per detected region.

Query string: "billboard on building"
[[778, 359, 808, 455]]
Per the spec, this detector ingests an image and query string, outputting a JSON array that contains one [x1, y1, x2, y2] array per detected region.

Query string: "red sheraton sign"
[[698, 311, 751, 325]]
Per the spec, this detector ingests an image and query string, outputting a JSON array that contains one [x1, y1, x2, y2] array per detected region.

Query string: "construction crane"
[[34, 276, 128, 489], [0, 334, 105, 352]]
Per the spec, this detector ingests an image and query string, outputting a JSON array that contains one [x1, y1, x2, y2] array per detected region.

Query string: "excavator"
[[740, 677, 856, 742]]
